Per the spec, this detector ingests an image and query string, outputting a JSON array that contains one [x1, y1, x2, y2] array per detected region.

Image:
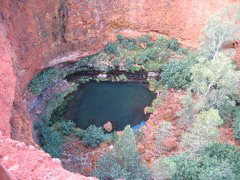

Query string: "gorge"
[[0, 0, 240, 179]]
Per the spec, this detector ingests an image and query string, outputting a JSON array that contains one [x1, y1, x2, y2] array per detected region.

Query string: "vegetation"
[[181, 108, 223, 153], [29, 67, 63, 95], [155, 122, 173, 152], [201, 9, 240, 59], [159, 143, 240, 180], [82, 125, 112, 147], [233, 107, 240, 142], [35, 122, 63, 158], [160, 59, 194, 89], [152, 158, 177, 180], [93, 126, 151, 180]]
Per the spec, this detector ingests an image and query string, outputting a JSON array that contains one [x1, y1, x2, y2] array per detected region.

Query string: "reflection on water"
[[65, 81, 156, 131]]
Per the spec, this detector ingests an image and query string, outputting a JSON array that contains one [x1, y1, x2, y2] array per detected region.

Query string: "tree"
[[201, 8, 240, 59], [155, 122, 173, 153], [152, 158, 177, 180], [181, 108, 223, 153], [93, 126, 151, 180], [190, 53, 238, 118]]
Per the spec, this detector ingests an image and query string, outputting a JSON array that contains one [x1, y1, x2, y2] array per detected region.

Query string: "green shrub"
[[57, 120, 76, 136], [139, 34, 154, 47], [82, 125, 110, 147], [117, 34, 138, 50], [74, 128, 85, 139], [93, 126, 151, 180], [152, 158, 177, 180], [104, 43, 119, 55], [233, 107, 240, 141], [93, 153, 131, 179], [170, 154, 200, 180], [181, 108, 223, 153], [161, 60, 193, 89], [35, 122, 63, 158], [153, 36, 170, 49], [125, 58, 135, 71], [155, 122, 173, 152], [200, 143, 240, 175], [112, 57, 121, 67], [168, 38, 181, 51], [168, 143, 240, 180], [29, 68, 62, 95], [117, 74, 128, 81]]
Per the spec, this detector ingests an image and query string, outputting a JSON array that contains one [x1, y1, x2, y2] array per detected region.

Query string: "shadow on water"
[[65, 81, 156, 131]]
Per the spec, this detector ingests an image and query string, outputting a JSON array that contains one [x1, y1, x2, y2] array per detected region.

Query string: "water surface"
[[65, 81, 156, 130]]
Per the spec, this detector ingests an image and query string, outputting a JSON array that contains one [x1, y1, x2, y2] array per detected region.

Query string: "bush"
[[93, 126, 151, 180], [170, 154, 200, 180], [233, 107, 240, 141], [161, 60, 193, 89], [153, 36, 170, 49], [181, 108, 223, 153], [139, 34, 154, 47], [74, 128, 85, 139], [200, 143, 240, 175], [169, 143, 240, 180], [29, 68, 62, 95], [93, 153, 131, 179], [35, 122, 63, 158], [57, 120, 76, 136], [155, 122, 173, 152], [168, 38, 181, 51], [82, 125, 110, 147], [104, 43, 119, 55], [117, 34, 138, 50], [152, 158, 177, 180]]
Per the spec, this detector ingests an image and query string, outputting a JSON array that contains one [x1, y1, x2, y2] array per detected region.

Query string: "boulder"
[[103, 121, 113, 132]]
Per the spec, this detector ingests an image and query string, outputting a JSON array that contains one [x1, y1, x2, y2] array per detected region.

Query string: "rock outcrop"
[[0, 131, 97, 180]]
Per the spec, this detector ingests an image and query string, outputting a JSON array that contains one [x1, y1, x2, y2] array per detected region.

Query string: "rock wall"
[[0, 131, 96, 179], [0, 0, 239, 144]]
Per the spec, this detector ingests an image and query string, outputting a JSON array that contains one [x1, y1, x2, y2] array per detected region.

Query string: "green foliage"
[[35, 122, 63, 158], [191, 54, 238, 95], [118, 35, 138, 50], [168, 38, 181, 51], [46, 83, 78, 120], [153, 36, 170, 49], [93, 126, 151, 180], [178, 92, 198, 126], [233, 107, 240, 141], [82, 125, 111, 147], [190, 54, 238, 118], [74, 128, 85, 139], [116, 74, 128, 81], [155, 122, 173, 152], [181, 108, 223, 153], [152, 158, 177, 180], [139, 34, 154, 47], [201, 9, 240, 59], [29, 68, 63, 95], [169, 143, 240, 180], [104, 43, 119, 55], [56, 120, 76, 136], [50, 95, 73, 125], [161, 59, 194, 89], [201, 143, 240, 174]]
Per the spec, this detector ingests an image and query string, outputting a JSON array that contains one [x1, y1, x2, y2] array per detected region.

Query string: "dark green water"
[[65, 82, 156, 131]]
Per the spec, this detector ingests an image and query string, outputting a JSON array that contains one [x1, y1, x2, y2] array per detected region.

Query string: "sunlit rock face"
[[0, 0, 238, 143]]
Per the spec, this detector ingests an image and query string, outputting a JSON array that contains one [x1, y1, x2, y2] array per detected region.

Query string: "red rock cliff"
[[0, 0, 238, 144]]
